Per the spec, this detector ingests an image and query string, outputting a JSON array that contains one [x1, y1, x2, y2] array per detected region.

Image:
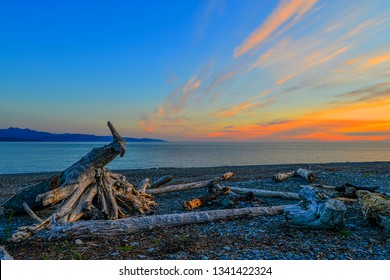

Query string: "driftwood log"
[[183, 187, 230, 210], [357, 190, 390, 231], [150, 175, 174, 189], [147, 172, 234, 195], [229, 187, 300, 200], [272, 168, 315, 182], [30, 205, 293, 240], [296, 168, 315, 182], [284, 186, 346, 229], [272, 171, 296, 182], [5, 122, 159, 241]]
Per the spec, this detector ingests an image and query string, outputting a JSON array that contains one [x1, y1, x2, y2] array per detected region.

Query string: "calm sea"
[[0, 141, 389, 174]]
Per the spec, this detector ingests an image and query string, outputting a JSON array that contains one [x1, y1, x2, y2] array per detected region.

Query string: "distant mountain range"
[[0, 127, 166, 142]]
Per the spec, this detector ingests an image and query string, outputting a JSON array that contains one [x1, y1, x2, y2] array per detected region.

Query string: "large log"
[[229, 187, 300, 200], [147, 172, 234, 195], [356, 190, 390, 231], [30, 205, 293, 240], [284, 186, 346, 229]]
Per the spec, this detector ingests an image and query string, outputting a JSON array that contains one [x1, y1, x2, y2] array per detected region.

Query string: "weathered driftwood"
[[150, 175, 174, 189], [296, 168, 315, 182], [32, 205, 293, 240], [272, 171, 296, 182], [229, 187, 300, 200], [335, 183, 378, 194], [2, 176, 59, 214], [4, 122, 157, 232], [147, 172, 234, 195], [22, 202, 43, 223], [284, 186, 346, 229], [183, 187, 230, 211], [136, 178, 150, 193], [356, 190, 390, 231]]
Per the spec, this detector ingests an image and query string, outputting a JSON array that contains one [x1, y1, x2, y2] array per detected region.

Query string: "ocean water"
[[0, 141, 389, 174]]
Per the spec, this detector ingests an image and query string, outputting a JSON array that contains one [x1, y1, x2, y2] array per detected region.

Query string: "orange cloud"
[[206, 91, 390, 141], [367, 53, 390, 66], [234, 0, 317, 57]]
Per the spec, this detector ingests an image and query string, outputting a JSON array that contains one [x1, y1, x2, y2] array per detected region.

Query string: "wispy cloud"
[[234, 0, 318, 57]]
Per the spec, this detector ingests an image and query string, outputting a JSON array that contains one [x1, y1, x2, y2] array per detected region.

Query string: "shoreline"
[[1, 161, 389, 260]]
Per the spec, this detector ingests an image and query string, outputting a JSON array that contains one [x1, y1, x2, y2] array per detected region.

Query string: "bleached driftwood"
[[284, 186, 346, 229], [150, 175, 174, 189], [272, 168, 314, 183], [229, 187, 300, 200], [4, 122, 157, 231], [183, 187, 230, 210], [147, 172, 234, 195], [32, 205, 293, 240], [272, 171, 296, 182], [296, 168, 315, 182], [356, 190, 390, 231]]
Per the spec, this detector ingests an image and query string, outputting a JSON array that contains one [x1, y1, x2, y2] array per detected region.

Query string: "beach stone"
[[108, 252, 119, 257], [74, 239, 84, 245]]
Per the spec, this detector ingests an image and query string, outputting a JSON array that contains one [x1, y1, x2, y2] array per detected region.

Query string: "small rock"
[[201, 256, 208, 260], [221, 198, 234, 208], [108, 252, 119, 257], [223, 246, 231, 251], [130, 241, 139, 246], [137, 254, 146, 259], [74, 239, 84, 245], [252, 249, 260, 255], [147, 248, 155, 253]]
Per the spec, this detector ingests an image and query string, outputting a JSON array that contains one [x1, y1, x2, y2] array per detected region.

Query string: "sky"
[[1, 0, 389, 141]]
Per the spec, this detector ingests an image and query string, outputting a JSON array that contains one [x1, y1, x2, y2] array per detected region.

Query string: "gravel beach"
[[1, 161, 389, 260]]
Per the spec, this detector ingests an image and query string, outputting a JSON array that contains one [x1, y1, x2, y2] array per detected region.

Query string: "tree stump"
[[4, 122, 157, 240], [284, 186, 346, 229]]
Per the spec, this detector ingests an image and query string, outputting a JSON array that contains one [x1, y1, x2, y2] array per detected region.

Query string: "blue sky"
[[1, 0, 389, 141]]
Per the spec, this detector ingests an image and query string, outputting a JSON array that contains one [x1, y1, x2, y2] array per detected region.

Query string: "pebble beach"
[[1, 161, 389, 260]]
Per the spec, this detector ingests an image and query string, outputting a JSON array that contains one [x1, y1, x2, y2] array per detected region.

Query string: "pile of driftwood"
[[2, 122, 389, 242]]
